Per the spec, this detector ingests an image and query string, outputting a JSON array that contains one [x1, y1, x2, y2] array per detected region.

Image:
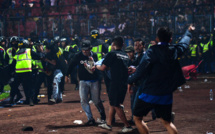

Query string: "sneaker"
[[84, 119, 96, 126], [171, 112, 175, 123], [98, 123, 112, 130], [48, 99, 56, 105], [15, 95, 23, 103], [97, 118, 106, 124], [121, 126, 133, 133], [89, 100, 93, 104]]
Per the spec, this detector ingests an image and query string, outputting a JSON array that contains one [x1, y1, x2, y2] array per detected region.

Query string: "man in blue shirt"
[[127, 25, 195, 134]]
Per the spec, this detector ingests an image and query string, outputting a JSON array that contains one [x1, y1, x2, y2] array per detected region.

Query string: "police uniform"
[[200, 34, 213, 73], [0, 37, 6, 93], [10, 40, 41, 106]]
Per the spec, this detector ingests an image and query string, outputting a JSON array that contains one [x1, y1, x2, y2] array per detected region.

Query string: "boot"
[[29, 98, 34, 106]]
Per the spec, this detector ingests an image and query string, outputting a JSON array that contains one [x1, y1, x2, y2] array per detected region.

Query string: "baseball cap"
[[81, 40, 91, 50], [125, 46, 134, 52]]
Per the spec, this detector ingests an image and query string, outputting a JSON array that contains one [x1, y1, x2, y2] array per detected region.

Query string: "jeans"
[[52, 69, 63, 101], [79, 80, 106, 121]]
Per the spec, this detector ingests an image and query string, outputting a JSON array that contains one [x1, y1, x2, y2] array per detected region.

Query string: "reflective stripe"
[[32, 46, 37, 52], [65, 46, 71, 52], [59, 47, 63, 54], [16, 68, 32, 71]]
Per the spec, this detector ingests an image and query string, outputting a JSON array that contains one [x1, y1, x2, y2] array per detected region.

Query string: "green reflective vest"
[[108, 45, 111, 52], [148, 44, 152, 49], [65, 44, 79, 52], [200, 41, 212, 53], [36, 60, 44, 73], [0, 46, 5, 66], [14, 48, 32, 73], [6, 48, 13, 64], [59, 47, 64, 54], [190, 44, 197, 57], [32, 47, 38, 69], [92, 44, 102, 60]]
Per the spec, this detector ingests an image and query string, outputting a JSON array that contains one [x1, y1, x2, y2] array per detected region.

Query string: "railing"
[[0, 0, 214, 44]]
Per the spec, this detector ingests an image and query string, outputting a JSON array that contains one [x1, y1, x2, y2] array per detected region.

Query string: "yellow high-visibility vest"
[[59, 47, 64, 54], [36, 60, 44, 73], [6, 48, 14, 64], [32, 47, 38, 69], [200, 41, 211, 53], [14, 48, 32, 73], [0, 46, 5, 66], [65, 44, 79, 52], [92, 44, 102, 60], [108, 45, 111, 52], [190, 44, 197, 57]]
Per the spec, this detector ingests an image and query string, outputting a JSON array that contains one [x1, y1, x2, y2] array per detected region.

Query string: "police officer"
[[190, 37, 200, 65], [90, 30, 107, 60], [33, 40, 46, 104], [0, 36, 6, 93], [10, 39, 42, 106], [90, 30, 107, 93], [200, 34, 213, 73]]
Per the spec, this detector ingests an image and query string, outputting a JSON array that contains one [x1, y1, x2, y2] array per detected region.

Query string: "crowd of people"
[[0, 0, 214, 133], [0, 24, 209, 133], [0, 0, 213, 39]]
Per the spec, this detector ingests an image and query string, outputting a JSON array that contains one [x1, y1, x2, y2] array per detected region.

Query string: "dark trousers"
[[130, 86, 138, 119], [46, 73, 54, 101], [70, 66, 78, 86], [10, 72, 32, 101], [0, 83, 4, 93], [60, 76, 65, 92], [34, 72, 45, 101]]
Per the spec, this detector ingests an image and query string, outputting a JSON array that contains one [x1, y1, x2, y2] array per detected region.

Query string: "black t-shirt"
[[132, 52, 144, 66], [102, 49, 129, 89], [67, 51, 99, 81]]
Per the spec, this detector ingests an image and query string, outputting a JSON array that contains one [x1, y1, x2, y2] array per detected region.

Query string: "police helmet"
[[19, 39, 29, 48], [34, 40, 42, 46], [42, 38, 49, 46], [90, 30, 100, 39], [0, 36, 6, 43], [10, 36, 20, 43], [54, 36, 60, 42], [60, 38, 67, 42]]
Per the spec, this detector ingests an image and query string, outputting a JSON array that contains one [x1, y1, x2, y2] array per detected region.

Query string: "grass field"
[[0, 85, 11, 101]]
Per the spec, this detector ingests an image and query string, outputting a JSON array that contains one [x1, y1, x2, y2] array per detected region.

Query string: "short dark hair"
[[112, 36, 124, 48], [156, 27, 173, 43], [134, 38, 145, 46]]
